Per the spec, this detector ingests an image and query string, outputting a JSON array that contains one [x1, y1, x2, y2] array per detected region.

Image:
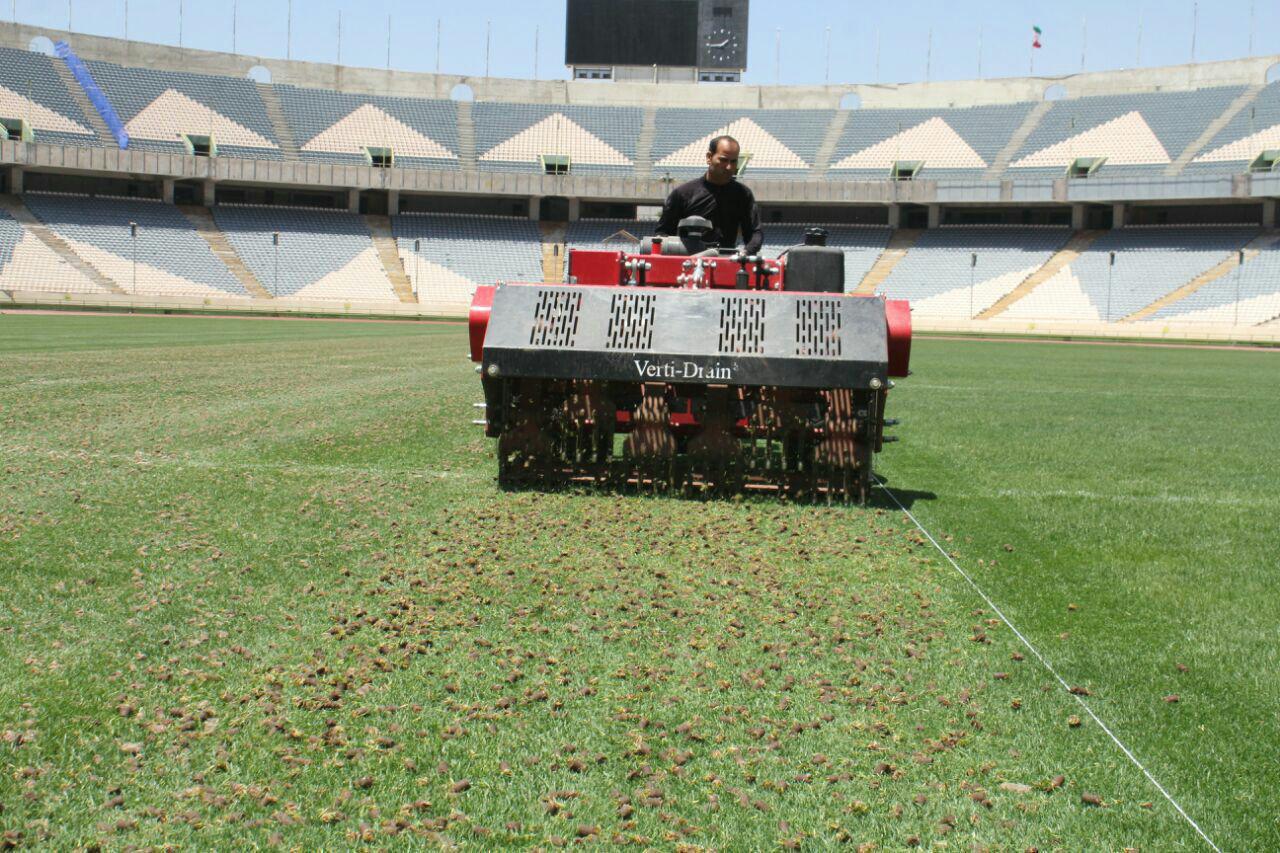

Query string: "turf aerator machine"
[[468, 220, 911, 502]]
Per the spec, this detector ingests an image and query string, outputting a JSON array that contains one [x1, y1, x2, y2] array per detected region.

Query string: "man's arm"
[[655, 187, 684, 236], [741, 189, 764, 255]]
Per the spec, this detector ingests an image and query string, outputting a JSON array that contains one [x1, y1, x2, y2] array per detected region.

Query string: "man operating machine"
[[656, 135, 764, 255]]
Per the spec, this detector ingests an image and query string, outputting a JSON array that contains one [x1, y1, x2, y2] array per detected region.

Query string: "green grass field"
[[0, 314, 1276, 849]]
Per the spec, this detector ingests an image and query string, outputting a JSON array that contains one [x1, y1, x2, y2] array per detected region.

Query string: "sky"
[[10, 0, 1280, 87]]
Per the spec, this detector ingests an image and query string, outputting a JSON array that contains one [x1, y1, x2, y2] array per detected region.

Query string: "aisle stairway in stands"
[[49, 57, 114, 144], [455, 101, 477, 169], [811, 111, 851, 177], [1127, 229, 1280, 320], [979, 230, 1103, 318], [365, 215, 416, 302], [540, 223, 566, 282], [256, 83, 300, 160], [985, 101, 1052, 178], [0, 195, 124, 293], [178, 206, 272, 298], [855, 230, 922, 294], [633, 108, 657, 179]]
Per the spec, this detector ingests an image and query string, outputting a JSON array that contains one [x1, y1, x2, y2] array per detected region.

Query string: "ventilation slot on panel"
[[529, 290, 584, 348], [605, 292, 657, 350], [718, 296, 765, 355], [795, 299, 842, 357]]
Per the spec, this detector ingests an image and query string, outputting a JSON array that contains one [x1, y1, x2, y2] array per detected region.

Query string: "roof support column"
[[202, 179, 215, 207], [1263, 199, 1276, 229], [6, 166, 22, 195], [161, 179, 174, 205], [528, 196, 541, 221], [567, 198, 580, 222], [926, 204, 941, 229], [387, 190, 400, 217], [347, 188, 360, 214], [886, 204, 901, 229], [1070, 203, 1086, 231], [1111, 202, 1126, 228]]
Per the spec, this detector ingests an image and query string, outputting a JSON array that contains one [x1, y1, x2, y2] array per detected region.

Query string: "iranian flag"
[[1032, 25, 1043, 48]]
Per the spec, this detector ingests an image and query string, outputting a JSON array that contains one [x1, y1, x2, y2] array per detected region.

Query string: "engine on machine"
[[467, 221, 911, 502]]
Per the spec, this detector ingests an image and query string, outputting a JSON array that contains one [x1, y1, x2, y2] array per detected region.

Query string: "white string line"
[[873, 475, 1221, 853]]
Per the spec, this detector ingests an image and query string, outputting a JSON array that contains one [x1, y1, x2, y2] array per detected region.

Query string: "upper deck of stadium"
[[2, 20, 1278, 208]]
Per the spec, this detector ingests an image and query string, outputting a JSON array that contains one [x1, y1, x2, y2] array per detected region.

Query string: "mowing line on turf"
[[873, 475, 1222, 853]]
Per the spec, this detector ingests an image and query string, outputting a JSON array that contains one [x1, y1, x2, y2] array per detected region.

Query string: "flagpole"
[[925, 28, 932, 82], [1190, 1, 1198, 62], [1136, 8, 1143, 66], [1248, 0, 1255, 54], [1081, 16, 1087, 72]]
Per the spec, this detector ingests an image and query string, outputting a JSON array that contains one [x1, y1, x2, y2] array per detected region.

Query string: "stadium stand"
[[1187, 81, 1280, 172], [0, 204, 105, 294], [3, 30, 1278, 337], [393, 213, 544, 308], [212, 205, 397, 301], [83, 59, 282, 160], [0, 45, 99, 146], [276, 85, 460, 169], [22, 194, 250, 298], [1006, 87, 1246, 177], [875, 227, 1069, 316], [828, 103, 1036, 179], [650, 109, 832, 179], [1148, 235, 1280, 325], [1000, 226, 1258, 321], [473, 102, 642, 176]]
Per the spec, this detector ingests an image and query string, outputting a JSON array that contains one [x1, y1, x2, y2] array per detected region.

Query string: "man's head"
[[705, 135, 740, 185]]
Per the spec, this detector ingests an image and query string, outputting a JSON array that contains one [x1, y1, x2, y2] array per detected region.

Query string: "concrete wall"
[[5, 139, 1275, 210], [6, 21, 1277, 109]]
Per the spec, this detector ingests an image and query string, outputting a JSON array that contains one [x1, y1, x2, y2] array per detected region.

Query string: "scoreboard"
[[565, 0, 748, 73]]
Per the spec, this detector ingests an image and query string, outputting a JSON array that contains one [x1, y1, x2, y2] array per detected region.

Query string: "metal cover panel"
[[484, 284, 889, 389]]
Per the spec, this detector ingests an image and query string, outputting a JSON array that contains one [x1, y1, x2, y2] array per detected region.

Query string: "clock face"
[[703, 25, 741, 67], [706, 26, 739, 50]]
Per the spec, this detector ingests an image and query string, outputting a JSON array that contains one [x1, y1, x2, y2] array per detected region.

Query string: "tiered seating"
[[1187, 82, 1280, 172], [1007, 87, 1245, 177], [83, 60, 281, 160], [392, 214, 543, 308], [212, 206, 396, 301], [651, 109, 831, 179], [1149, 238, 1280, 325], [1003, 226, 1257, 321], [0, 46, 99, 146], [276, 85, 459, 169], [0, 205, 104, 294], [829, 103, 1035, 179], [878, 227, 1068, 316], [23, 194, 248, 298], [474, 103, 641, 175]]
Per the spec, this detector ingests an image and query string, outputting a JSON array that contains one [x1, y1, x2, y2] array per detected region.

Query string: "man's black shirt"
[[656, 177, 763, 254]]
